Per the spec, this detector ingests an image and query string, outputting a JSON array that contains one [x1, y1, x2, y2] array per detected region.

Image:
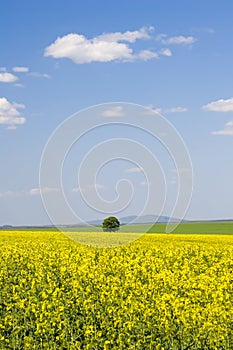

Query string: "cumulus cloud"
[[101, 106, 124, 117], [0, 72, 18, 83], [137, 50, 159, 60], [45, 33, 132, 63], [44, 27, 163, 64], [0, 97, 26, 128], [97, 27, 153, 43], [202, 97, 233, 112], [12, 66, 29, 73], [44, 27, 196, 64], [157, 34, 197, 45], [159, 48, 172, 57], [212, 121, 233, 136]]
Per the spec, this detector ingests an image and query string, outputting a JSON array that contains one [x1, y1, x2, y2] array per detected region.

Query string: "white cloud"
[[137, 50, 159, 60], [202, 97, 233, 112], [72, 184, 105, 192], [159, 48, 172, 57], [44, 27, 160, 64], [0, 72, 18, 83], [12, 66, 29, 73], [29, 187, 60, 195], [101, 106, 124, 117], [0, 97, 26, 128], [0, 187, 60, 198], [28, 72, 51, 79], [157, 34, 197, 45], [125, 166, 144, 173], [0, 67, 7, 72], [151, 108, 162, 114], [164, 107, 188, 113], [44, 28, 199, 65], [144, 105, 187, 115], [144, 105, 162, 115], [97, 26, 153, 43], [212, 120, 233, 136], [45, 33, 132, 63]]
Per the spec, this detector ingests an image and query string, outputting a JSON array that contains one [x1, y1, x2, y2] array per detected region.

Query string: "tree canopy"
[[102, 216, 120, 232]]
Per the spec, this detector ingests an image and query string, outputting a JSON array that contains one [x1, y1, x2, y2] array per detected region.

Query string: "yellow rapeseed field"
[[0, 231, 232, 349]]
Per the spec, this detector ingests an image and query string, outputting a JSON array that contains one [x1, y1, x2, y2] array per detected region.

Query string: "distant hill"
[[88, 215, 183, 226], [119, 215, 183, 225], [2, 217, 233, 230]]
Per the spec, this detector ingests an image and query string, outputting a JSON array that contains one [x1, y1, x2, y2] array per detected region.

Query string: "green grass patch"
[[146, 221, 233, 234], [2, 221, 233, 235]]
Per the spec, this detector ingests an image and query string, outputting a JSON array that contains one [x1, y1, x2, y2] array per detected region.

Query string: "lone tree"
[[102, 216, 120, 232]]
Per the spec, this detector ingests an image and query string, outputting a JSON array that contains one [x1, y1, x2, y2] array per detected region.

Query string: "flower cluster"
[[0, 231, 232, 349]]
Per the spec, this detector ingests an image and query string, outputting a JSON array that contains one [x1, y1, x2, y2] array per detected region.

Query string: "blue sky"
[[1, 0, 233, 225]]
